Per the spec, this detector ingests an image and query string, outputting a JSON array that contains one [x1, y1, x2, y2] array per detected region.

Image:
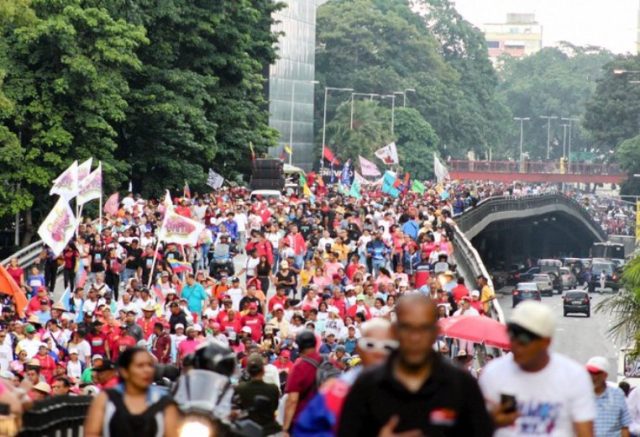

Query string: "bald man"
[[294, 318, 396, 436], [338, 294, 494, 436]]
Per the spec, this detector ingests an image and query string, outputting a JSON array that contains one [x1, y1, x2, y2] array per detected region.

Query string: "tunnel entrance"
[[471, 212, 596, 271]]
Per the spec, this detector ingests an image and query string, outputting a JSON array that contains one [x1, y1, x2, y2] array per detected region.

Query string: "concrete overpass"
[[455, 193, 607, 270]]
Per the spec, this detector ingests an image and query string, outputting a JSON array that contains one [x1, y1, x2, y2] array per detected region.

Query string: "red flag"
[[0, 264, 27, 317], [323, 147, 340, 165], [104, 192, 119, 216], [403, 172, 410, 191]]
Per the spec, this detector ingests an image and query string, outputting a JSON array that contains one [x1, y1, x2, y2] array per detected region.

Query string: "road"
[[498, 290, 621, 381]]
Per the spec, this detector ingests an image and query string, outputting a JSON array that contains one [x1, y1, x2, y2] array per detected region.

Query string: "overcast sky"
[[452, 0, 638, 54]]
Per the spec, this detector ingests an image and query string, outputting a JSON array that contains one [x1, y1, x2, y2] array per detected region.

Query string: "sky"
[[452, 0, 639, 54]]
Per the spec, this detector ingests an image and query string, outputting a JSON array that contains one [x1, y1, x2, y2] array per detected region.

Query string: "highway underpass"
[[456, 194, 607, 270]]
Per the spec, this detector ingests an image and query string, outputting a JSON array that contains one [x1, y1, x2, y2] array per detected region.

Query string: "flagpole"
[[146, 237, 162, 290]]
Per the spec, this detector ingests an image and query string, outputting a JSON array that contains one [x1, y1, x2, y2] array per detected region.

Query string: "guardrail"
[[456, 193, 608, 242], [19, 395, 91, 437], [1, 241, 44, 269], [451, 224, 505, 323]]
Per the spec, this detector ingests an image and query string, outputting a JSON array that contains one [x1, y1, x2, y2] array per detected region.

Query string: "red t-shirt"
[[268, 295, 287, 312], [285, 352, 322, 421], [451, 284, 469, 303], [240, 314, 265, 342]]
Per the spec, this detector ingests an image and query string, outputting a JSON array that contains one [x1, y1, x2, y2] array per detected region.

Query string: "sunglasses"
[[507, 324, 541, 346], [357, 338, 399, 353]]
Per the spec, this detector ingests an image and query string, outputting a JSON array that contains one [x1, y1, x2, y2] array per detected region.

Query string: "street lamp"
[[561, 123, 569, 162], [321, 86, 354, 170], [288, 80, 319, 165], [613, 69, 640, 75], [514, 117, 530, 167], [540, 115, 557, 160], [382, 94, 397, 135], [395, 88, 416, 107], [350, 92, 380, 129], [561, 117, 579, 172]]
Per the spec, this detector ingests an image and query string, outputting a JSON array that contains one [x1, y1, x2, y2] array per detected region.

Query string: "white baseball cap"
[[509, 301, 555, 338], [586, 356, 608, 374], [241, 326, 252, 334]]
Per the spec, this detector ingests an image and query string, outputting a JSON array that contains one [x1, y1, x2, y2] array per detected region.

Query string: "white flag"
[[158, 209, 205, 247], [77, 158, 93, 183], [38, 197, 78, 256], [207, 168, 224, 189], [433, 153, 450, 183], [77, 162, 102, 205], [353, 171, 369, 186], [374, 142, 399, 165], [359, 156, 381, 177], [50, 161, 79, 201]]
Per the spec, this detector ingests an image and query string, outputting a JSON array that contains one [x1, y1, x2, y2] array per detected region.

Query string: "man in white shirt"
[[234, 206, 248, 253], [479, 301, 596, 436]]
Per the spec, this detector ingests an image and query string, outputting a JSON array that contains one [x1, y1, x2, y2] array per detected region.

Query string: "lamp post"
[[321, 86, 354, 171], [561, 117, 579, 173], [402, 88, 416, 107], [288, 80, 319, 165], [514, 117, 530, 170], [350, 92, 379, 129], [382, 94, 397, 135], [540, 115, 557, 160]]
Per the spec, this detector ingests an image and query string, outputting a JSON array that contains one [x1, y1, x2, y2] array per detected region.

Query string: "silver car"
[[532, 273, 554, 296], [559, 267, 577, 290]]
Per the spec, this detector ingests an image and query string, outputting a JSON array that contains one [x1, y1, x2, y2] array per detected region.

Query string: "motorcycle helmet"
[[191, 339, 237, 377], [295, 329, 317, 351]]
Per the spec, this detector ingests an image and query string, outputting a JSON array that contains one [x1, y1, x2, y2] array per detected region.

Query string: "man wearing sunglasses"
[[479, 301, 596, 436], [294, 318, 395, 436], [338, 294, 493, 436]]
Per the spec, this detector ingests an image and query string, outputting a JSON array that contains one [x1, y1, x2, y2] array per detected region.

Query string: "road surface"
[[498, 290, 622, 381]]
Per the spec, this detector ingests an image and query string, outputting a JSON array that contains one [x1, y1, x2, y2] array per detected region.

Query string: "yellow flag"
[[303, 183, 312, 198], [284, 144, 292, 155]]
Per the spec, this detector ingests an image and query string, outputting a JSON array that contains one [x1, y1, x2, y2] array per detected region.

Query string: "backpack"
[[301, 354, 342, 389]]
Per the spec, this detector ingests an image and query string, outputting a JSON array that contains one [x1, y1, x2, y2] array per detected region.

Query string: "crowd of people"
[[0, 178, 634, 436]]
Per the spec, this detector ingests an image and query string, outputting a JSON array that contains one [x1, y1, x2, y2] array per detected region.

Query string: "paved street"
[[498, 291, 621, 380]]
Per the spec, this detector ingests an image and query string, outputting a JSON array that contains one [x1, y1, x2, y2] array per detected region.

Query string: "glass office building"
[[268, 0, 325, 171]]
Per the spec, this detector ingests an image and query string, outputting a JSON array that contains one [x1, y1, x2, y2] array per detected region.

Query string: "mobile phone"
[[0, 403, 10, 415], [500, 394, 517, 414]]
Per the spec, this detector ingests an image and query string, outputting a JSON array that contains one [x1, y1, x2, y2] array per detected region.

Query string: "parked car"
[[559, 267, 577, 290], [538, 259, 563, 291], [518, 266, 540, 282], [563, 289, 591, 317], [532, 273, 554, 296], [588, 261, 620, 293], [512, 282, 542, 308]]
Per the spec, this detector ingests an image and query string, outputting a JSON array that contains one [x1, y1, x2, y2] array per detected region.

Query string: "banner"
[[50, 161, 79, 201], [77, 162, 102, 205], [77, 158, 93, 183], [411, 180, 426, 195], [341, 159, 353, 186], [104, 192, 119, 215], [158, 209, 205, 246], [359, 155, 381, 177], [207, 168, 224, 189], [38, 197, 78, 257], [375, 142, 399, 165], [0, 263, 27, 317], [382, 171, 400, 198], [354, 171, 369, 186], [434, 153, 450, 183]]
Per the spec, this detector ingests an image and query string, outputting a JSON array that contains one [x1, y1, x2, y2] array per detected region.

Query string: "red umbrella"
[[438, 315, 511, 350]]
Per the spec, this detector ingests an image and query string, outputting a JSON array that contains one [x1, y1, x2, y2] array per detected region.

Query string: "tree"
[[499, 45, 614, 160], [394, 107, 439, 180], [0, 0, 146, 228], [596, 256, 640, 355], [105, 0, 281, 196], [584, 55, 640, 152], [616, 135, 640, 195]]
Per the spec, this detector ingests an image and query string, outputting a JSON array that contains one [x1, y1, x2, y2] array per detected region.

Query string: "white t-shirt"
[[479, 352, 596, 436], [234, 213, 248, 232]]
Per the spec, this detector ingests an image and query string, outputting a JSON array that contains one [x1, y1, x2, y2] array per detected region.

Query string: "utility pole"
[[514, 117, 530, 172], [540, 115, 557, 160], [561, 117, 579, 173]]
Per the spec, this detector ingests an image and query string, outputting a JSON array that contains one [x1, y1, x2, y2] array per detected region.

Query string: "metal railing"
[[455, 193, 608, 242], [1, 241, 45, 269], [448, 160, 623, 176], [19, 395, 91, 437]]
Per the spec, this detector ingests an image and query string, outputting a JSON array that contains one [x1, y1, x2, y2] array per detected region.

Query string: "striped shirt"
[[595, 385, 631, 436]]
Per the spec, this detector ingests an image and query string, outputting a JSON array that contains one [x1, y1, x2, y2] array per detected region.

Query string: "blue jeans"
[[121, 268, 136, 286], [372, 259, 386, 275], [199, 244, 211, 270]]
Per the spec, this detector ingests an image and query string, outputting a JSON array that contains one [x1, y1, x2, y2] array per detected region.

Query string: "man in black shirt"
[[338, 294, 494, 436]]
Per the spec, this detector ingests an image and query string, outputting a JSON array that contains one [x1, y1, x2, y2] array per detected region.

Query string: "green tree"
[[105, 0, 281, 196], [394, 107, 439, 180], [325, 100, 394, 163], [615, 135, 640, 195], [584, 55, 640, 152], [0, 0, 146, 233], [499, 44, 614, 160]]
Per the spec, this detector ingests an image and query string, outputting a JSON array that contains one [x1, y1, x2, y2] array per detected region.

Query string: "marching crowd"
[[0, 179, 634, 436]]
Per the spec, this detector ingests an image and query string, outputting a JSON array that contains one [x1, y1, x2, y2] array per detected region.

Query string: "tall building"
[[482, 13, 543, 63], [268, 1, 326, 171], [637, 0, 640, 54]]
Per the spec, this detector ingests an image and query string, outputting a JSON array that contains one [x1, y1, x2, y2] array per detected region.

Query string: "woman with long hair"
[[84, 347, 179, 437]]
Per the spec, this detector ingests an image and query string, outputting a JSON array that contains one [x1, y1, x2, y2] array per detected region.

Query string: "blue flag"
[[341, 160, 352, 186], [382, 172, 400, 198]]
